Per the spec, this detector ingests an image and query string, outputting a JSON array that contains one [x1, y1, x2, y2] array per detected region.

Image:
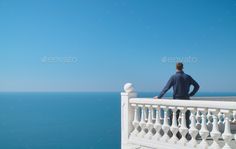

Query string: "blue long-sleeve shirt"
[[158, 71, 200, 99]]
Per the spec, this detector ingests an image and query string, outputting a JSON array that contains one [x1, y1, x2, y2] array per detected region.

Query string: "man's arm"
[[158, 76, 174, 98], [189, 76, 200, 97]]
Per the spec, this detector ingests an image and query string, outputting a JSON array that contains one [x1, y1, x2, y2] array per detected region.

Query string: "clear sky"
[[0, 0, 236, 92]]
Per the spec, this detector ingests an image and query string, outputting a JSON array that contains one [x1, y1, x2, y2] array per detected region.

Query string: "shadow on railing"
[[121, 83, 236, 149]]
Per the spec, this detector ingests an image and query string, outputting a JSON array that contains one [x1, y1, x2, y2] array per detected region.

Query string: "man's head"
[[176, 62, 184, 71]]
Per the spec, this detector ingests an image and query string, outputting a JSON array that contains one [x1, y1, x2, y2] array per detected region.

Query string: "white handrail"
[[130, 98, 236, 110]]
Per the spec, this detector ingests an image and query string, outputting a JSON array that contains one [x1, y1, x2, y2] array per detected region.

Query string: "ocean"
[[0, 92, 235, 149]]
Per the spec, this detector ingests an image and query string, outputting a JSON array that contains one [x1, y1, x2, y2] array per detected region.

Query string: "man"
[[154, 62, 200, 130], [155, 62, 199, 100]]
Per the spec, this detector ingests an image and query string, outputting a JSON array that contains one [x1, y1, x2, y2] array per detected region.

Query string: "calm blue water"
[[0, 93, 120, 149], [0, 92, 236, 149]]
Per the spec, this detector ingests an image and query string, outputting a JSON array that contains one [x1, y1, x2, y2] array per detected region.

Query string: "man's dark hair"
[[176, 62, 183, 71]]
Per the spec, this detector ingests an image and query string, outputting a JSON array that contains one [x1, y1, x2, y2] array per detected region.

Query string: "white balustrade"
[[121, 83, 236, 149]]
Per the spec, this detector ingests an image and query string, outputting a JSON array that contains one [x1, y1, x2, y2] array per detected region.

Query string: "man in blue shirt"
[[157, 62, 200, 99], [154, 62, 200, 133]]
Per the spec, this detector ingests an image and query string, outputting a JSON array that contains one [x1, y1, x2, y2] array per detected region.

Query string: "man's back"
[[171, 71, 199, 99], [158, 69, 199, 99]]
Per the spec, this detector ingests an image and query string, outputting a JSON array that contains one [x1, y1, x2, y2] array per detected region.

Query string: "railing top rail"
[[129, 97, 236, 110], [192, 96, 236, 100]]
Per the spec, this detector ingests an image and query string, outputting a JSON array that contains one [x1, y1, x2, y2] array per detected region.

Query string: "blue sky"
[[0, 0, 236, 92]]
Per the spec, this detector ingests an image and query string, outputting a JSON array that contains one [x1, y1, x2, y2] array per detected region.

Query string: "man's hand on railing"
[[153, 96, 158, 99]]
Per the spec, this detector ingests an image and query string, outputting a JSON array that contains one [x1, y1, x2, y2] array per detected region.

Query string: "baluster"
[[160, 108, 164, 122], [199, 108, 210, 148], [137, 105, 146, 138], [160, 106, 170, 142], [207, 110, 213, 130], [196, 110, 201, 129], [144, 106, 148, 121], [218, 112, 224, 124], [218, 112, 224, 132], [209, 109, 221, 149], [144, 105, 154, 139], [152, 105, 162, 141], [188, 108, 199, 148], [169, 107, 179, 144], [178, 113, 182, 127], [130, 104, 140, 137], [152, 108, 155, 121], [222, 110, 233, 149], [178, 107, 188, 146], [232, 111, 236, 123]]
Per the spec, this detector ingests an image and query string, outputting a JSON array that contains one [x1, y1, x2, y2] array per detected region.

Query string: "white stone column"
[[178, 107, 188, 146], [207, 110, 213, 130], [121, 83, 137, 149], [209, 109, 221, 149], [222, 110, 233, 149], [138, 105, 147, 138], [232, 111, 236, 123], [196, 110, 201, 130], [152, 105, 162, 141], [161, 106, 170, 142], [144, 105, 154, 139], [188, 108, 199, 148], [199, 108, 210, 149], [130, 104, 140, 137], [169, 107, 179, 144]]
